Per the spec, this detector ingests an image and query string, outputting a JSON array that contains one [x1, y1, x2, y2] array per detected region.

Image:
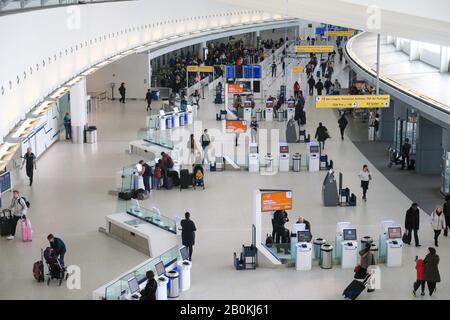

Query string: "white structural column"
[[395, 37, 401, 50], [440, 46, 450, 72], [198, 41, 207, 60], [147, 53, 153, 89], [70, 77, 88, 144], [409, 41, 420, 61], [386, 35, 395, 44], [376, 33, 381, 95]]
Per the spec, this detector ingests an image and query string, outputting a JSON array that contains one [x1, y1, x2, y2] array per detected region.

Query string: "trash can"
[[256, 110, 262, 122], [166, 116, 172, 129], [313, 238, 326, 260], [292, 153, 301, 172], [277, 109, 284, 122], [320, 243, 333, 269], [167, 270, 179, 298], [361, 236, 373, 250], [370, 244, 379, 265], [86, 126, 97, 144], [265, 153, 274, 172], [151, 89, 160, 101]]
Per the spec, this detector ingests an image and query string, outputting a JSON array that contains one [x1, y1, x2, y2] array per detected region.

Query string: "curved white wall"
[[0, 0, 282, 139]]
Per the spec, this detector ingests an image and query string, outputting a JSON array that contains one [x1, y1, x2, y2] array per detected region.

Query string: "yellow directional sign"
[[187, 65, 199, 72], [292, 66, 304, 73], [315, 95, 390, 109], [295, 45, 334, 53], [326, 30, 354, 37], [198, 66, 214, 73]]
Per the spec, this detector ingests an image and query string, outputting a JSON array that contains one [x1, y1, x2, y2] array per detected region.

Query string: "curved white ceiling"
[[213, 0, 450, 47]]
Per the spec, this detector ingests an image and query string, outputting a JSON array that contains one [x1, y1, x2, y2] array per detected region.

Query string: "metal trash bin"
[[277, 109, 284, 122], [265, 153, 274, 172], [167, 270, 180, 298], [361, 236, 373, 250], [313, 238, 326, 260], [320, 243, 333, 269], [256, 110, 262, 122], [370, 244, 379, 265], [292, 153, 301, 172], [86, 126, 97, 144]]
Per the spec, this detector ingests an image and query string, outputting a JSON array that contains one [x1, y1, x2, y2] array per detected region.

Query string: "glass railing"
[[125, 202, 177, 234], [105, 245, 179, 300], [143, 135, 174, 150], [0, 0, 127, 13]]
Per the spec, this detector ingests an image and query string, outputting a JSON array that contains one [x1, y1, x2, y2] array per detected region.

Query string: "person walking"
[[443, 194, 450, 237], [180, 212, 197, 261], [47, 234, 67, 267], [401, 138, 411, 170], [333, 79, 342, 94], [358, 165, 372, 201], [315, 79, 324, 96], [140, 271, 157, 300], [314, 122, 329, 150], [6, 190, 28, 240], [271, 62, 277, 77], [338, 47, 344, 62], [423, 247, 440, 296], [337, 113, 348, 140], [307, 76, 316, 96], [118, 82, 126, 103], [412, 256, 425, 297], [431, 207, 446, 247], [21, 147, 36, 186], [187, 134, 199, 165], [250, 116, 259, 143], [200, 129, 211, 165], [138, 160, 152, 192], [324, 78, 333, 95], [320, 60, 327, 76], [145, 89, 152, 111], [293, 81, 301, 99], [63, 113, 71, 140], [404, 203, 421, 247]]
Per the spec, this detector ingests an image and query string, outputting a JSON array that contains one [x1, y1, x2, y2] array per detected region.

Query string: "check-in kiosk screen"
[[261, 191, 292, 212], [388, 227, 402, 239], [244, 100, 252, 107], [310, 145, 320, 153], [128, 277, 139, 294], [226, 120, 248, 133], [155, 261, 165, 276], [343, 229, 357, 241], [236, 81, 251, 92], [266, 100, 274, 108], [280, 145, 289, 153], [249, 146, 258, 153], [297, 230, 312, 242], [287, 100, 295, 108]]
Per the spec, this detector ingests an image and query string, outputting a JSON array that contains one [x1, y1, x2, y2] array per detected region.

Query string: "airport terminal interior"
[[0, 0, 450, 301]]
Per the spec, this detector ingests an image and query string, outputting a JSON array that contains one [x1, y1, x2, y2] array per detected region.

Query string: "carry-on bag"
[[33, 249, 45, 282], [22, 218, 32, 242], [343, 274, 371, 300], [179, 169, 191, 190], [0, 209, 13, 237]]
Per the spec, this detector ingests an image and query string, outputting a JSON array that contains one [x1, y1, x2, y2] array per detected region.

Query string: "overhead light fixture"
[[109, 55, 123, 61], [158, 38, 169, 42], [134, 45, 146, 50], [191, 30, 201, 34], [32, 100, 55, 117], [121, 49, 134, 55], [66, 76, 83, 87], [169, 35, 179, 39], [81, 67, 98, 76], [11, 118, 40, 139], [95, 60, 111, 68], [0, 142, 20, 168], [148, 41, 158, 45], [49, 86, 70, 99]]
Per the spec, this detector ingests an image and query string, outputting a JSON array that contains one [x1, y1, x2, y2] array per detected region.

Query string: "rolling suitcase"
[[168, 170, 180, 187], [33, 249, 45, 282], [180, 169, 191, 190], [343, 274, 371, 300], [164, 176, 173, 190], [0, 210, 13, 237], [22, 218, 32, 242]]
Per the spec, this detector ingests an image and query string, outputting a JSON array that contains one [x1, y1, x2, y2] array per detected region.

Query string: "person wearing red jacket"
[[293, 81, 301, 99], [413, 258, 425, 296]]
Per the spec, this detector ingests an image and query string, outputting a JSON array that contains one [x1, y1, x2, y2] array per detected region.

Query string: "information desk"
[[105, 212, 179, 257]]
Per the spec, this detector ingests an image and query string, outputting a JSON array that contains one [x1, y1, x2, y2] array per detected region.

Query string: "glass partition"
[[126, 202, 177, 234], [120, 160, 155, 192], [105, 245, 179, 300], [143, 135, 174, 150]]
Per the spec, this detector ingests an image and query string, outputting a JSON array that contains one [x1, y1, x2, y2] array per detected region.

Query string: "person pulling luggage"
[[6, 190, 28, 240]]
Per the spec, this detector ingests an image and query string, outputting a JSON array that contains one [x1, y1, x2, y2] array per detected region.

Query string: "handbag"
[[354, 265, 361, 273]]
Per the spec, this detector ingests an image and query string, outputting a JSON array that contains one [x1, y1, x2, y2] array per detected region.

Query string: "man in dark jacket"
[[443, 195, 450, 237], [324, 78, 333, 95], [308, 76, 316, 96], [404, 203, 421, 247], [273, 210, 289, 254], [118, 82, 126, 103], [338, 113, 348, 140], [140, 271, 157, 300], [47, 234, 67, 267], [145, 89, 152, 111], [401, 138, 411, 170], [180, 212, 197, 261], [315, 79, 324, 96], [315, 122, 329, 150], [139, 160, 152, 192]]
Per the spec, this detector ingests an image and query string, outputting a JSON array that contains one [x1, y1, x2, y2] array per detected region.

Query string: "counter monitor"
[[128, 277, 139, 294], [280, 145, 289, 153], [297, 230, 312, 242], [388, 227, 402, 239], [180, 246, 189, 261], [343, 228, 357, 241], [309, 145, 320, 153], [155, 261, 166, 277]]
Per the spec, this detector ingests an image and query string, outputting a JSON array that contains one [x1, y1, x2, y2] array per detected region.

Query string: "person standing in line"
[[271, 62, 277, 77], [308, 76, 316, 96], [320, 59, 327, 76], [314, 122, 329, 150], [358, 165, 372, 202], [180, 212, 197, 261], [337, 113, 348, 140], [430, 207, 446, 247], [47, 234, 67, 267], [138, 160, 152, 192], [140, 271, 157, 300], [443, 194, 450, 237], [63, 113, 71, 140], [412, 256, 425, 297], [21, 147, 36, 186], [200, 129, 211, 165], [315, 79, 324, 96], [118, 82, 126, 103], [404, 203, 421, 247], [6, 190, 27, 240], [324, 78, 333, 95], [401, 138, 411, 170], [145, 89, 152, 111], [423, 247, 440, 296]]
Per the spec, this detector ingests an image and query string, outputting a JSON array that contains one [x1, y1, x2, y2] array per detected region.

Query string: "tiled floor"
[[0, 45, 449, 300]]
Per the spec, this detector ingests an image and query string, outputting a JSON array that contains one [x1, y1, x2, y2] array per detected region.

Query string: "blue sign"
[[226, 65, 235, 79], [253, 65, 261, 79], [0, 171, 11, 194], [243, 65, 253, 79]]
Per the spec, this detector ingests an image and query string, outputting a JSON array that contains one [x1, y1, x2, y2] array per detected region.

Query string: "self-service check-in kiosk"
[[307, 141, 320, 172], [159, 110, 166, 131], [287, 99, 295, 120], [341, 228, 358, 269], [386, 226, 403, 267], [296, 230, 313, 271], [322, 170, 339, 207], [279, 143, 290, 172], [248, 142, 260, 173], [187, 105, 193, 125], [265, 100, 274, 122], [173, 107, 180, 128], [244, 101, 252, 122], [335, 221, 352, 261], [291, 223, 306, 259], [177, 246, 192, 291], [379, 220, 395, 263]]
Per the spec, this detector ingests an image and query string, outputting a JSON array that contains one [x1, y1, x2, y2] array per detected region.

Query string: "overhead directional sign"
[[326, 30, 355, 37], [198, 66, 214, 73], [291, 66, 304, 73], [315, 95, 391, 109], [295, 45, 334, 53], [187, 65, 199, 72]]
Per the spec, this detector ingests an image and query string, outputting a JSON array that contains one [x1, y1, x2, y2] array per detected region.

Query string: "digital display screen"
[[261, 191, 292, 212], [249, 146, 258, 153], [310, 146, 320, 153], [343, 229, 357, 241], [297, 230, 312, 242], [226, 120, 248, 133], [266, 100, 274, 108], [155, 261, 166, 276], [388, 227, 402, 239], [0, 171, 11, 194], [180, 246, 189, 261], [128, 277, 139, 294], [287, 100, 295, 108], [280, 145, 289, 153], [244, 100, 252, 107]]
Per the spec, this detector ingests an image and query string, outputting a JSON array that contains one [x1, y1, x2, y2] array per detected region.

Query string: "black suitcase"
[[168, 170, 180, 187], [164, 177, 173, 190], [343, 274, 371, 300], [180, 169, 191, 190], [0, 210, 12, 237]]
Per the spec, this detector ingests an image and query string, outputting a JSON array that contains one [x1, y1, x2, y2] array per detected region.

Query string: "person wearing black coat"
[[423, 247, 440, 296], [180, 212, 197, 261], [118, 82, 126, 103], [308, 76, 316, 96], [324, 78, 333, 95], [140, 271, 157, 300], [315, 79, 324, 96], [338, 113, 348, 140], [443, 194, 450, 237], [145, 89, 152, 111], [315, 122, 329, 150], [404, 203, 421, 247]]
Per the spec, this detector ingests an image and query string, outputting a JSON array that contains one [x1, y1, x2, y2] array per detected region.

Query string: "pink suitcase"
[[21, 218, 32, 242]]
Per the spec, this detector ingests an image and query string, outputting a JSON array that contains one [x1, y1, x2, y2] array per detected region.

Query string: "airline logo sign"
[[187, 66, 199, 72], [228, 84, 244, 93], [315, 95, 390, 109], [198, 66, 214, 73], [295, 45, 334, 53], [292, 66, 304, 73], [326, 30, 355, 37]]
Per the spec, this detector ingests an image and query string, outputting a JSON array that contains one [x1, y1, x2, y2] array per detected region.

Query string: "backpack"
[[265, 234, 273, 247], [20, 197, 30, 209]]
